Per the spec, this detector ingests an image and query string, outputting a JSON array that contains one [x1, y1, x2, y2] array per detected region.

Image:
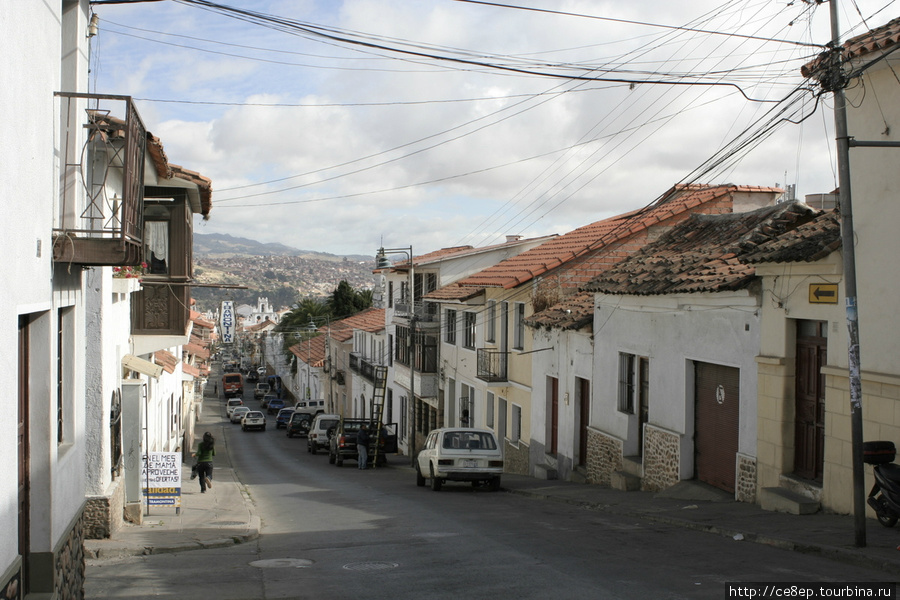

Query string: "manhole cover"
[[250, 558, 314, 569], [342, 561, 399, 572]]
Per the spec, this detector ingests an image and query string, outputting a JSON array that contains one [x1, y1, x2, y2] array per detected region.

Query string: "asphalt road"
[[85, 388, 892, 600]]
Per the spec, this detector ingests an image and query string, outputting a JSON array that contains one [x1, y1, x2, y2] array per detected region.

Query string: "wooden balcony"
[[52, 93, 145, 266]]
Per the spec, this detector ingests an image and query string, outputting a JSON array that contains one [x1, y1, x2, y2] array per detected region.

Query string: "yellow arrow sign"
[[809, 283, 838, 304]]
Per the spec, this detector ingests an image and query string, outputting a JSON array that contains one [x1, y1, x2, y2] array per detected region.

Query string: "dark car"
[[267, 398, 286, 415], [287, 412, 312, 438], [328, 419, 398, 467], [246, 371, 259, 383], [275, 407, 294, 429]]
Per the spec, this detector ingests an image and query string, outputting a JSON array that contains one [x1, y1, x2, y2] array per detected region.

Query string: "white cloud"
[[94, 0, 892, 256]]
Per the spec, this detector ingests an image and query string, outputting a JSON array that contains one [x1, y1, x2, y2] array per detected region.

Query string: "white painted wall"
[[593, 292, 760, 478]]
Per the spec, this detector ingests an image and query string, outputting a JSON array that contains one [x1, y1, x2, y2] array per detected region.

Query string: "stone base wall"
[[83, 479, 125, 539], [585, 429, 622, 485], [642, 425, 680, 492], [504, 440, 530, 475], [736, 453, 757, 503], [55, 509, 86, 600]]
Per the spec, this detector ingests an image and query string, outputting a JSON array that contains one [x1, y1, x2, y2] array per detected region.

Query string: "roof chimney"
[[505, 235, 523, 243]]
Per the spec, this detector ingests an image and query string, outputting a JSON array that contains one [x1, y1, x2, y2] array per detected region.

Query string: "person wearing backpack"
[[192, 432, 216, 493]]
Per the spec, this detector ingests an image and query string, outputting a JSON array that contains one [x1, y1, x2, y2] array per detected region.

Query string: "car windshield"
[[441, 431, 497, 450], [318, 419, 339, 430], [246, 412, 263, 418], [228, 399, 242, 406]]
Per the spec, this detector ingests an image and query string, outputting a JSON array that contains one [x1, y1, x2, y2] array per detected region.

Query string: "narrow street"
[[85, 391, 891, 600]]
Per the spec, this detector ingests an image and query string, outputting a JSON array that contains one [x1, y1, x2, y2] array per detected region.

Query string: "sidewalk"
[[84, 396, 260, 560], [86, 397, 900, 573]]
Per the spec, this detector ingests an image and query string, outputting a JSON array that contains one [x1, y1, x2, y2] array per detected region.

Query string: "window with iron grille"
[[486, 300, 496, 343], [445, 309, 457, 344], [618, 352, 648, 414], [513, 302, 525, 350], [463, 312, 476, 349]]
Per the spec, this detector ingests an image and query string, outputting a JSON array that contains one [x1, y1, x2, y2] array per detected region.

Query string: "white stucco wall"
[[593, 291, 760, 477], [844, 53, 900, 376], [530, 326, 594, 478]]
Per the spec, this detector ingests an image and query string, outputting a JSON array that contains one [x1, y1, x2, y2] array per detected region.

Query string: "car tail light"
[[339, 435, 347, 448], [438, 459, 453, 466], [489, 461, 504, 468]]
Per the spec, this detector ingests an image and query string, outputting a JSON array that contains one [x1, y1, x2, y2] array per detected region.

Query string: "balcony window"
[[486, 301, 496, 343], [145, 220, 169, 275], [513, 302, 525, 350]]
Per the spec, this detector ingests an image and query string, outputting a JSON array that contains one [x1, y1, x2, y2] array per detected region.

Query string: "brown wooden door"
[[794, 321, 827, 481], [695, 362, 740, 493], [18, 316, 31, 592], [578, 378, 590, 466], [549, 377, 559, 455]]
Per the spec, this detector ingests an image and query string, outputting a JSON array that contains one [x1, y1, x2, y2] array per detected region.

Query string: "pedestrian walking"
[[192, 432, 216, 493], [356, 424, 370, 470]]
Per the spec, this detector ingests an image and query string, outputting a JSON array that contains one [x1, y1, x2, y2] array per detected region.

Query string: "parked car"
[[254, 382, 270, 399], [225, 398, 244, 417], [293, 399, 326, 416], [307, 414, 341, 454], [416, 428, 503, 491], [230, 406, 251, 424], [257, 366, 267, 375], [267, 398, 286, 415], [260, 394, 276, 409], [328, 419, 398, 467], [276, 407, 294, 429], [287, 412, 313, 438], [241, 410, 266, 432]]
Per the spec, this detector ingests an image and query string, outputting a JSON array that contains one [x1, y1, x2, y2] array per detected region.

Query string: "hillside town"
[[4, 2, 900, 599]]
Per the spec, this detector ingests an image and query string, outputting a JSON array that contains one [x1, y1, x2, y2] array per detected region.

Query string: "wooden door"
[[695, 362, 740, 493], [578, 378, 589, 467], [549, 377, 559, 455], [794, 321, 827, 481]]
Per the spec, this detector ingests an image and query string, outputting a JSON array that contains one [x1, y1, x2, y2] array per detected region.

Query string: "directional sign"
[[809, 283, 838, 304]]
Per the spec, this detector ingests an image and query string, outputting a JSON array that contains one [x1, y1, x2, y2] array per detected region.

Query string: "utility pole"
[[827, 0, 865, 547]]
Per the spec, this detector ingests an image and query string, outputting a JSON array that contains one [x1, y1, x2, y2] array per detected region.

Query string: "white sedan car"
[[230, 406, 251, 424], [241, 411, 266, 432], [416, 428, 504, 491]]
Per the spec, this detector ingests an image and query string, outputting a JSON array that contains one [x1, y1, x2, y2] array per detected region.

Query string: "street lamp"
[[376, 246, 416, 466]]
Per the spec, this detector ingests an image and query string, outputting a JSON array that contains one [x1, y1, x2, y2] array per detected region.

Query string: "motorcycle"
[[864, 440, 900, 528]]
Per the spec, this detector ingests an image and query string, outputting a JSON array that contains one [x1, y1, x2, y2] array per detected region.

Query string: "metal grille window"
[[618, 352, 648, 414], [511, 404, 522, 443], [513, 302, 525, 350], [463, 312, 476, 349], [110, 390, 122, 479], [445, 309, 457, 344], [486, 392, 495, 428], [487, 301, 496, 343]]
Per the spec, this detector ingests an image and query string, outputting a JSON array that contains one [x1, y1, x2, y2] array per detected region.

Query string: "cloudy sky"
[[88, 0, 895, 257]]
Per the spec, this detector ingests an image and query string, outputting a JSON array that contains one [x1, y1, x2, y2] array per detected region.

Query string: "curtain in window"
[[145, 221, 169, 273]]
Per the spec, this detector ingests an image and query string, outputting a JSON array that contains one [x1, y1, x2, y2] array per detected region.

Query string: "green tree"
[[327, 280, 372, 318]]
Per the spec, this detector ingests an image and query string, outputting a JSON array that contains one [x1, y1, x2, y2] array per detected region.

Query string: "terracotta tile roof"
[[246, 318, 277, 332], [584, 202, 836, 296], [182, 363, 200, 378], [154, 350, 178, 374], [741, 209, 841, 264], [184, 342, 210, 360], [802, 16, 900, 80], [525, 290, 595, 331], [423, 283, 485, 302], [325, 308, 386, 342], [289, 333, 330, 367], [449, 184, 782, 290], [378, 236, 558, 273]]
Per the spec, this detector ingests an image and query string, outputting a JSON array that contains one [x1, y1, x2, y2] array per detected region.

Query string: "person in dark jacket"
[[356, 424, 370, 470], [192, 432, 216, 492]]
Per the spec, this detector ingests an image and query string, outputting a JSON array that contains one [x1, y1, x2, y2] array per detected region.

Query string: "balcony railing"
[[393, 299, 440, 323], [349, 353, 383, 383], [53, 93, 145, 266], [477, 349, 508, 382]]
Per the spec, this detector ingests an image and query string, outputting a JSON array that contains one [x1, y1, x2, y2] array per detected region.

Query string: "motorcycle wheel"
[[874, 494, 898, 528]]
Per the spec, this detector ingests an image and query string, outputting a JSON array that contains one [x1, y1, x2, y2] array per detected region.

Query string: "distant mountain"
[[194, 232, 369, 262]]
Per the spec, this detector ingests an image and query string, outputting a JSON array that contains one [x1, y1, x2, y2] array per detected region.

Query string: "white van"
[[226, 397, 243, 417], [293, 399, 326, 416], [307, 413, 340, 455]]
